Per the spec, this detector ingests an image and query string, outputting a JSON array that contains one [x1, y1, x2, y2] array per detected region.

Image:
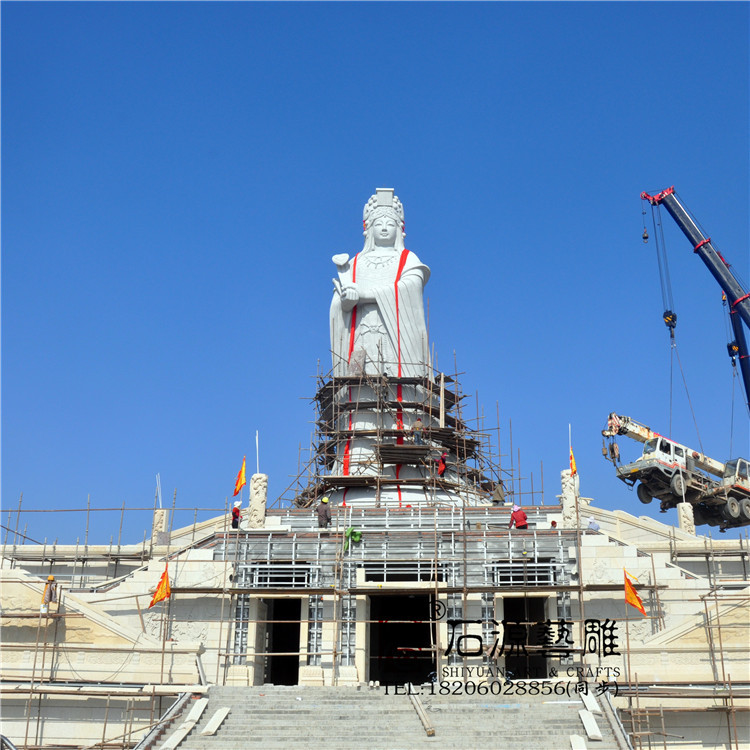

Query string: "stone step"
[[194, 734, 586, 742], [165, 685, 622, 750], [182, 748, 620, 750], [203, 722, 582, 739]]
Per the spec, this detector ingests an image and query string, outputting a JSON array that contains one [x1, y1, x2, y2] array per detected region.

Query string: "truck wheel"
[[721, 498, 741, 521], [740, 498, 750, 522], [636, 484, 653, 504], [670, 474, 687, 499]]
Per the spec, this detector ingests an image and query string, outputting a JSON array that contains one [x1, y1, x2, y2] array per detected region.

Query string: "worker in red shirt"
[[436, 451, 448, 477], [231, 501, 242, 529], [508, 505, 528, 530]]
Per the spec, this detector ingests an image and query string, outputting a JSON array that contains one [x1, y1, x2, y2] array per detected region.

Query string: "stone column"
[[560, 469, 587, 528], [677, 502, 696, 535], [246, 473, 268, 529], [152, 508, 169, 546]]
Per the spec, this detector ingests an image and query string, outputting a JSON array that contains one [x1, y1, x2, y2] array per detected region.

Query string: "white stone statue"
[[330, 189, 431, 377]]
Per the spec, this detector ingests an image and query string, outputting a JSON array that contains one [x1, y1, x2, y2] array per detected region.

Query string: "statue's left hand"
[[339, 284, 360, 311]]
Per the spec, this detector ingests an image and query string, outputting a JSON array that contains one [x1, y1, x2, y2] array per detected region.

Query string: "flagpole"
[[571, 421, 585, 661], [256, 430, 260, 475], [157, 489, 176, 697], [624, 584, 633, 698]]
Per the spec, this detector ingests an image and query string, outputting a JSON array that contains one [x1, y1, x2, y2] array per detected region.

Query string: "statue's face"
[[372, 216, 398, 247]]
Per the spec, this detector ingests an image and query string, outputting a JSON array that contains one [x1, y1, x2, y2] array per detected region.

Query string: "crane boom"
[[641, 186, 750, 408], [602, 413, 657, 444], [603, 412, 726, 477]]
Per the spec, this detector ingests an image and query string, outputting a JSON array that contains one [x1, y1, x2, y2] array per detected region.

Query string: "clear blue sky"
[[3, 2, 748, 544]]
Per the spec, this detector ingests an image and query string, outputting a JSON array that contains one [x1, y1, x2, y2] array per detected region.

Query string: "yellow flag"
[[233, 456, 247, 497], [624, 570, 646, 616], [569, 447, 577, 476], [149, 566, 171, 608]]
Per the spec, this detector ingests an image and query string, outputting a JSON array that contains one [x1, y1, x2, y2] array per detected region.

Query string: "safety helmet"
[[47, 575, 55, 581], [321, 497, 329, 503]]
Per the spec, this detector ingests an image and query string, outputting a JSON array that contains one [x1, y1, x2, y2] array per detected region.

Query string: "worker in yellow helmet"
[[317, 496, 332, 529], [41, 575, 57, 614]]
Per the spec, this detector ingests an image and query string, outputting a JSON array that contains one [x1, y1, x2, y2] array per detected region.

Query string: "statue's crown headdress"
[[363, 188, 405, 234]]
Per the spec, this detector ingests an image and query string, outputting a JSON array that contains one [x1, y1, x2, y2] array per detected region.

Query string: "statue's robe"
[[330, 249, 430, 378]]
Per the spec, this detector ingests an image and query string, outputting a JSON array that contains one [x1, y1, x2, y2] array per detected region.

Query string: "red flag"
[[149, 566, 171, 608], [569, 447, 577, 476], [624, 570, 646, 616], [233, 456, 247, 497]]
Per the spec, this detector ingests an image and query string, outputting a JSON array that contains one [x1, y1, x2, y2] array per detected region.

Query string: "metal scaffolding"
[[2, 362, 749, 749]]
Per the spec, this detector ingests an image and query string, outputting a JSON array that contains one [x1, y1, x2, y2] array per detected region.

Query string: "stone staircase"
[[158, 684, 627, 750]]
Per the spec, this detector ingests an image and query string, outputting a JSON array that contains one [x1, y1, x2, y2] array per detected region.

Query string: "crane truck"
[[602, 413, 750, 529], [603, 188, 750, 530]]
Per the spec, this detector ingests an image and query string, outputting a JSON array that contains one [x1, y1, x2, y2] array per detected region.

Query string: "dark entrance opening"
[[502, 597, 548, 679], [265, 598, 301, 685], [369, 594, 435, 685]]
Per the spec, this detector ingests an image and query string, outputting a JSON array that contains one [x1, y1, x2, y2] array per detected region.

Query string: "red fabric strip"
[[396, 383, 404, 445], [394, 249, 409, 377], [342, 386, 353, 475], [393, 252, 409, 447], [347, 254, 360, 364], [396, 464, 403, 508]]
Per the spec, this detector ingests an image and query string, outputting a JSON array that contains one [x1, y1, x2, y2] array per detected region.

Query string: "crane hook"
[[727, 340, 739, 365], [642, 229, 649, 243]]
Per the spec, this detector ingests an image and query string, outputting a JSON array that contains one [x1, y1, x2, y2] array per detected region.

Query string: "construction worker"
[[508, 505, 528, 531], [411, 417, 424, 445], [231, 500, 242, 529], [491, 482, 506, 505], [41, 575, 57, 614], [436, 451, 448, 477], [317, 496, 332, 529]]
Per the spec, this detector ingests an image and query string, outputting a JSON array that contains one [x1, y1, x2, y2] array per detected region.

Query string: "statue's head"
[[362, 188, 405, 252]]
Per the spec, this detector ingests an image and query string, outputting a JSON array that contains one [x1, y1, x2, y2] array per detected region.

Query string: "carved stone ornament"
[[560, 469, 587, 528], [677, 501, 696, 535], [247, 473, 269, 529], [362, 188, 405, 233]]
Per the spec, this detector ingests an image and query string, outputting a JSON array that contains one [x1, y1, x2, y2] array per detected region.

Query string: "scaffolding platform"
[[318, 474, 441, 489], [375, 443, 432, 464]]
